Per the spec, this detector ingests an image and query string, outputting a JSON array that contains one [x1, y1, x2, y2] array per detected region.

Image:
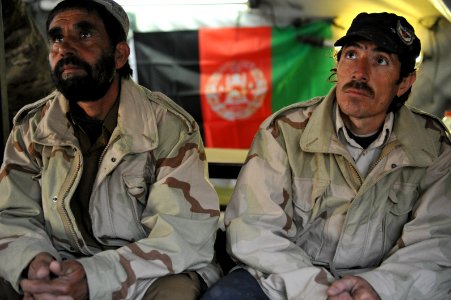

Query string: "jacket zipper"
[[366, 142, 398, 176], [98, 144, 109, 168], [347, 161, 363, 194], [56, 146, 82, 252], [347, 141, 399, 195], [97, 135, 120, 173]]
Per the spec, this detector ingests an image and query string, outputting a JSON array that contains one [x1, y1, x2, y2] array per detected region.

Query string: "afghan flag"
[[133, 21, 335, 149]]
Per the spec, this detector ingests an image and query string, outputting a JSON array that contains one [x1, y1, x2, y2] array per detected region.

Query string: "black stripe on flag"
[[133, 31, 203, 135]]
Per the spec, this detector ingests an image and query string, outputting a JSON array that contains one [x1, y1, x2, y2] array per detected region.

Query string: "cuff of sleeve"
[[78, 250, 126, 300], [195, 262, 221, 287], [0, 238, 60, 292], [357, 271, 392, 299]]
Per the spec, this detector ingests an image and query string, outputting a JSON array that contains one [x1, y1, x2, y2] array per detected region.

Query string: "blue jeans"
[[201, 268, 269, 300]]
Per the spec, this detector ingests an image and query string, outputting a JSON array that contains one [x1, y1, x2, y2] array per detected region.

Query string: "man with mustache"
[[202, 12, 451, 300], [0, 0, 220, 299]]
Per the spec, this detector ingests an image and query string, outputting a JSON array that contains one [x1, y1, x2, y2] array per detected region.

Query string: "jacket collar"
[[300, 86, 438, 166], [34, 79, 158, 153], [300, 87, 339, 154]]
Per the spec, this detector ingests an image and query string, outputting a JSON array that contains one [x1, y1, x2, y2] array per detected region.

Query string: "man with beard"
[[202, 12, 451, 300], [0, 0, 220, 299]]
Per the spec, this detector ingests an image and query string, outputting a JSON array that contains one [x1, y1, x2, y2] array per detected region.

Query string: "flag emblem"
[[205, 60, 268, 121]]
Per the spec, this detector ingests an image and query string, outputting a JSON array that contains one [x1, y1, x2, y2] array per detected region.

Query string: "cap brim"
[[334, 31, 398, 53]]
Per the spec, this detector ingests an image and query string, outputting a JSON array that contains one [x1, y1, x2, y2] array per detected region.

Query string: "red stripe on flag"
[[199, 27, 272, 149]]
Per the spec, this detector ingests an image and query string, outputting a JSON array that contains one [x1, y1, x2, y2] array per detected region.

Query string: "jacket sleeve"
[[78, 116, 220, 299], [0, 124, 61, 292], [224, 127, 334, 300], [358, 143, 451, 300]]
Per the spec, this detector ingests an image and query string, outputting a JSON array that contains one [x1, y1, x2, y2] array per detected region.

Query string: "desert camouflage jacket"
[[0, 78, 220, 299], [225, 87, 451, 300]]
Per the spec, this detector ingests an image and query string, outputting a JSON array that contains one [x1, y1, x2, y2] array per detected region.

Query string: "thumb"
[[49, 260, 63, 276], [327, 276, 357, 296]]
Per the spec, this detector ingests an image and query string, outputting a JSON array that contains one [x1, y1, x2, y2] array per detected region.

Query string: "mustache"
[[54, 56, 91, 77], [342, 80, 375, 98]]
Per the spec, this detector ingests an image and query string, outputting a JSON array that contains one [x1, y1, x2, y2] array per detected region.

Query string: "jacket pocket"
[[383, 182, 418, 254], [292, 177, 330, 259], [292, 177, 329, 216], [123, 174, 149, 223]]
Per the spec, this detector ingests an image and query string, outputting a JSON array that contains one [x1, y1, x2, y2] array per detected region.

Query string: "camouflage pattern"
[[0, 78, 220, 299], [224, 87, 451, 300]]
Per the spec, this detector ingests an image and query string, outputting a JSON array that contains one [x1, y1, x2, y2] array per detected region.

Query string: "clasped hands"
[[19, 253, 379, 300], [20, 252, 88, 300], [327, 275, 381, 300]]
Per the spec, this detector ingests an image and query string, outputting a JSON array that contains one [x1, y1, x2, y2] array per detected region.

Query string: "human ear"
[[114, 42, 130, 69], [396, 72, 416, 97]]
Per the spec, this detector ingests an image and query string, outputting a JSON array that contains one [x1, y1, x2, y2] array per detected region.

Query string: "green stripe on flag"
[[271, 21, 335, 112]]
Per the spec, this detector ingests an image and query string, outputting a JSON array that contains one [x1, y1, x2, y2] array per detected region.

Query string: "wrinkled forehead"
[[50, 8, 101, 25], [341, 38, 398, 55], [48, 5, 106, 33], [47, 8, 108, 40]]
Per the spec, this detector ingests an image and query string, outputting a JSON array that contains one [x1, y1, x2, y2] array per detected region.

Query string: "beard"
[[51, 51, 116, 103]]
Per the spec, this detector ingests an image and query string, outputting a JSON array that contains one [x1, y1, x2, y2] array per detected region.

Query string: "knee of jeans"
[[201, 269, 263, 300], [201, 284, 242, 300]]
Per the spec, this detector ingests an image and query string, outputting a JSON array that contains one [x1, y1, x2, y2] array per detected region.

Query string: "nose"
[[352, 58, 369, 82], [57, 37, 76, 57]]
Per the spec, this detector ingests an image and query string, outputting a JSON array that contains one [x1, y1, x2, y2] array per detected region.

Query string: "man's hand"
[[21, 259, 89, 300], [22, 252, 56, 299], [26, 252, 55, 280], [327, 275, 380, 300]]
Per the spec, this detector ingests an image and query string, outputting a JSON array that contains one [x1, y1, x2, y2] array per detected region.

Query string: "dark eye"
[[376, 56, 389, 66], [49, 34, 63, 44], [80, 31, 92, 39], [344, 50, 357, 60]]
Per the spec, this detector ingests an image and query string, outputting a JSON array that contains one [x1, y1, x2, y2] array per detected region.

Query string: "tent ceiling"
[[255, 0, 445, 38]]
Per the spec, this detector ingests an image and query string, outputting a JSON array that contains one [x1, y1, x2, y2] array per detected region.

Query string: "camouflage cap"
[[91, 0, 129, 37]]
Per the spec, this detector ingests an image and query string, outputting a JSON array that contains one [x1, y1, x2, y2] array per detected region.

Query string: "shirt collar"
[[334, 102, 394, 149]]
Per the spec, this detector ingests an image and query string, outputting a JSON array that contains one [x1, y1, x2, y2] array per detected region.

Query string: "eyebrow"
[[345, 41, 393, 54], [75, 20, 96, 32], [47, 27, 61, 38], [47, 20, 96, 38]]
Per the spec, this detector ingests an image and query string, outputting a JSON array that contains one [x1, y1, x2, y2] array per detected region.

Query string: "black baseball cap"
[[335, 12, 421, 69]]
